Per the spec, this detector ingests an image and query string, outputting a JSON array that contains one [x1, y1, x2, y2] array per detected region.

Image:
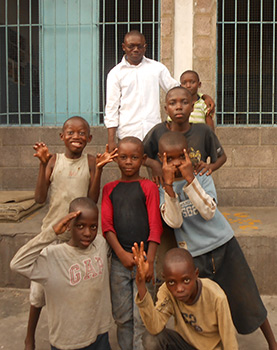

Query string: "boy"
[[143, 86, 226, 183], [133, 243, 238, 350], [101, 136, 163, 350], [26, 116, 117, 350], [180, 70, 215, 131], [10, 197, 113, 350], [158, 131, 277, 350]]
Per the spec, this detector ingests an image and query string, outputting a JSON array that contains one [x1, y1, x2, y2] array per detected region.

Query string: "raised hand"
[[161, 152, 177, 186], [53, 211, 80, 235], [132, 242, 149, 283], [33, 142, 52, 165], [178, 149, 195, 184], [96, 144, 118, 169]]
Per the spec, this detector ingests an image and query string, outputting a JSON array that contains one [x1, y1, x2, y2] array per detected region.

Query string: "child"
[[10, 197, 113, 350], [101, 136, 163, 350], [25, 116, 117, 350], [133, 243, 238, 350], [158, 131, 277, 350], [143, 86, 226, 183], [180, 70, 215, 131]]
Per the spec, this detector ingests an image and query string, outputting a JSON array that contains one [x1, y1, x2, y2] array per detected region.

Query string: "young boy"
[[143, 86, 226, 183], [101, 136, 163, 350], [180, 70, 215, 131], [11, 197, 113, 350], [133, 243, 238, 350], [25, 116, 117, 350], [158, 131, 277, 350]]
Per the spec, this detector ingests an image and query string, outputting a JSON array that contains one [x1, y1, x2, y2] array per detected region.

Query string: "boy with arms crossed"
[[158, 131, 277, 350], [133, 243, 238, 350], [11, 197, 113, 350], [101, 137, 163, 350], [26, 116, 117, 350]]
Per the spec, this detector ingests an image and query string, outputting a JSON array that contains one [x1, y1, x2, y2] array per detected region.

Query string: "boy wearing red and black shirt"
[[101, 136, 162, 350]]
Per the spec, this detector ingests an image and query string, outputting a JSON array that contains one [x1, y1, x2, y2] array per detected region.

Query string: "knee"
[[142, 331, 161, 350]]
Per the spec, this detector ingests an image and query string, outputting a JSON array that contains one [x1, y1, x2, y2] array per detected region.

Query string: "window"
[[217, 0, 277, 126], [0, 0, 160, 126]]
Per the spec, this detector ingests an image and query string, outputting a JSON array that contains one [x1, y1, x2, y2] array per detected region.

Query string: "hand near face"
[[96, 144, 118, 169], [33, 142, 52, 165], [178, 149, 195, 184], [53, 211, 81, 235], [161, 152, 178, 185]]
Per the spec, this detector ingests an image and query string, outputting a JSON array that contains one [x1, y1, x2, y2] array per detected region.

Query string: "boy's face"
[[68, 207, 98, 249], [164, 260, 199, 304], [180, 72, 201, 97], [159, 143, 187, 178], [122, 34, 146, 66], [117, 142, 145, 180], [165, 89, 193, 124], [60, 118, 92, 157]]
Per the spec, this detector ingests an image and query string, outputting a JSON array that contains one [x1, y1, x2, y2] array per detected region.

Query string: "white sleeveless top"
[[41, 153, 90, 236]]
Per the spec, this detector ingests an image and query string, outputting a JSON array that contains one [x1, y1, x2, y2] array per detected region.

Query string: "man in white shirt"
[[105, 30, 178, 151]]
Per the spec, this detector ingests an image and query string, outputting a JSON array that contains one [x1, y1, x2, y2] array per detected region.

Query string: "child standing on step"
[[24, 116, 117, 350]]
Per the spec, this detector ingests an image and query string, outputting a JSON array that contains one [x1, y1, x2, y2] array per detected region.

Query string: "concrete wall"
[[0, 126, 277, 207], [214, 127, 277, 207], [0, 126, 120, 192]]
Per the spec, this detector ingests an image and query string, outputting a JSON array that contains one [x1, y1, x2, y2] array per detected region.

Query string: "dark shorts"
[[193, 237, 267, 334], [51, 332, 111, 350]]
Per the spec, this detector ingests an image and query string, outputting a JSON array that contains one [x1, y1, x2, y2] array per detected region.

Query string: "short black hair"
[[163, 248, 195, 272], [118, 136, 144, 154], [124, 30, 145, 43], [69, 197, 98, 214], [158, 131, 188, 154], [62, 116, 90, 134], [180, 70, 200, 82], [165, 86, 192, 101]]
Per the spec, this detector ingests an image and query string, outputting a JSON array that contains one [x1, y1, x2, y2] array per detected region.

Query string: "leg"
[[25, 281, 46, 350], [133, 267, 147, 350], [143, 328, 196, 350], [25, 305, 42, 350], [110, 257, 133, 350], [260, 318, 277, 350]]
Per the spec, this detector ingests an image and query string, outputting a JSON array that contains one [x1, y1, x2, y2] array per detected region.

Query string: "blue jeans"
[[50, 332, 110, 350], [110, 256, 154, 350]]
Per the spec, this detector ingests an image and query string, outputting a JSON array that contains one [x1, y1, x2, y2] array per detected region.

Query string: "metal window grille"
[[0, 0, 160, 127], [217, 0, 277, 126], [98, 0, 160, 124], [0, 0, 41, 126]]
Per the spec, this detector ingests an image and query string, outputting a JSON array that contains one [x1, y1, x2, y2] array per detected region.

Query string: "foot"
[[24, 338, 35, 350]]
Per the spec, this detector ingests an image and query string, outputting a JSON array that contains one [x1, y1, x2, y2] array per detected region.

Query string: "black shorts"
[[193, 237, 267, 334]]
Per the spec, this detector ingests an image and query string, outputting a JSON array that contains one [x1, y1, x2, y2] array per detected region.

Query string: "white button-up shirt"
[[105, 56, 178, 140]]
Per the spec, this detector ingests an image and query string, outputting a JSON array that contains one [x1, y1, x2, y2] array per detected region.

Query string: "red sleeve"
[[101, 181, 118, 237], [140, 179, 163, 244]]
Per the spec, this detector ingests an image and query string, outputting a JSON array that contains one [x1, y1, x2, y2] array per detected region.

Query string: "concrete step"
[[1, 206, 276, 294], [0, 288, 276, 350]]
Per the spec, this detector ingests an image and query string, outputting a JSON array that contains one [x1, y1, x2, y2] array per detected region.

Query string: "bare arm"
[[88, 146, 118, 203], [202, 94, 215, 117], [105, 231, 135, 270], [33, 142, 55, 203], [107, 127, 118, 152]]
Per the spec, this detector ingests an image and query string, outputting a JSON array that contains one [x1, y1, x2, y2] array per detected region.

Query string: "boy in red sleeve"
[[101, 136, 163, 350]]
